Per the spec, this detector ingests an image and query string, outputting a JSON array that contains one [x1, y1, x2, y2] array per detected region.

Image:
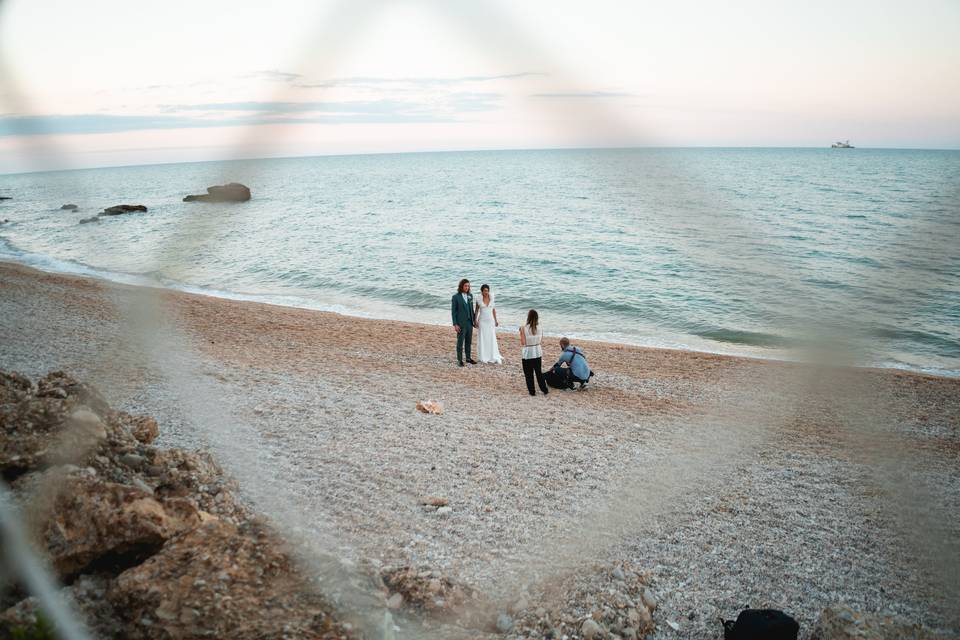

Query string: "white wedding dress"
[[476, 297, 503, 364]]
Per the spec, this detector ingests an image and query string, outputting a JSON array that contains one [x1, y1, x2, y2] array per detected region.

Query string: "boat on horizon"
[[831, 140, 855, 148]]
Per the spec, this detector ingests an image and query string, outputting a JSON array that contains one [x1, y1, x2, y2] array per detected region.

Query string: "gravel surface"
[[2, 261, 958, 638]]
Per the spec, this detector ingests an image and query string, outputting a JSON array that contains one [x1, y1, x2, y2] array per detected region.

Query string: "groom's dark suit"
[[451, 290, 475, 363]]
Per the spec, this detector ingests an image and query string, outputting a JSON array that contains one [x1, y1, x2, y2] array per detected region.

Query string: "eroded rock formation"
[[0, 370, 352, 639]]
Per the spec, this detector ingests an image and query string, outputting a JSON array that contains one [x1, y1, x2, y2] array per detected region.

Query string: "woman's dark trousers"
[[522, 357, 548, 395]]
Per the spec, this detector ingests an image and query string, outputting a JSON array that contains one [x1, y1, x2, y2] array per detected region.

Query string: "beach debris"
[[183, 182, 251, 203], [416, 399, 443, 415], [666, 619, 680, 631], [417, 496, 449, 507], [435, 506, 453, 516], [60, 203, 79, 210], [101, 204, 147, 215]]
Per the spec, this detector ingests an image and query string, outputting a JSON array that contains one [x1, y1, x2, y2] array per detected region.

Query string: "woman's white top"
[[521, 324, 543, 360]]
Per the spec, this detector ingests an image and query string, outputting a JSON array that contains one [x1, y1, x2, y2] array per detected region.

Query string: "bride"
[[474, 284, 503, 364]]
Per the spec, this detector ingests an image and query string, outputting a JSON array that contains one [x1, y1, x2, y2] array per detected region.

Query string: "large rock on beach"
[[108, 519, 346, 639], [32, 473, 202, 579], [0, 368, 355, 639], [183, 182, 251, 203], [101, 204, 147, 215]]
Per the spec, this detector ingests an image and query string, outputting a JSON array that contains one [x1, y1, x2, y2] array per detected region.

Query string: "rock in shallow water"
[[183, 183, 251, 203], [101, 204, 147, 215]]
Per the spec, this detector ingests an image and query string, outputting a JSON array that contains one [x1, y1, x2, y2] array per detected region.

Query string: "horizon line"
[[2, 143, 959, 177]]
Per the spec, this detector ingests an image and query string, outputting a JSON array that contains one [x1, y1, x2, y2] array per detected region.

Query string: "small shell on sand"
[[416, 400, 443, 415]]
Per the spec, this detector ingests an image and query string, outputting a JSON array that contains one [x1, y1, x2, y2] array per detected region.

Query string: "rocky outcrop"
[[380, 565, 494, 630], [101, 204, 147, 215], [183, 183, 251, 203], [109, 519, 345, 639], [35, 472, 202, 579], [810, 605, 947, 639], [60, 204, 79, 210], [0, 370, 352, 639]]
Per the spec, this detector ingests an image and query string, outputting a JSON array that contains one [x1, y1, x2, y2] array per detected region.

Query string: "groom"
[[451, 278, 477, 367]]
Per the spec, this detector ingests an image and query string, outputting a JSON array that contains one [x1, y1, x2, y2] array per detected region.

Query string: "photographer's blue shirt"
[[556, 346, 590, 381]]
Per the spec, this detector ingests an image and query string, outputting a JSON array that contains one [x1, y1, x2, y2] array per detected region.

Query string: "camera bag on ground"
[[722, 608, 799, 640]]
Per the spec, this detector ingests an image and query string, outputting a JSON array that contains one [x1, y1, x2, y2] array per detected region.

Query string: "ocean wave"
[[692, 327, 798, 348]]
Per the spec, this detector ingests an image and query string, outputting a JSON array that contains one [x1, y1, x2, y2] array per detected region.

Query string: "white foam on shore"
[[1, 236, 956, 379]]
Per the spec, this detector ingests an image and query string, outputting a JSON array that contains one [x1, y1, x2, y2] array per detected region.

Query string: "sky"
[[1, 0, 959, 172]]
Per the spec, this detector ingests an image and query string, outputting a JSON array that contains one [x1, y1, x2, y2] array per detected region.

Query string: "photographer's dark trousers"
[[522, 356, 548, 395], [456, 325, 473, 363]]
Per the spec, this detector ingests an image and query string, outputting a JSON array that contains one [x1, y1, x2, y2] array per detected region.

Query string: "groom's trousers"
[[457, 325, 473, 362]]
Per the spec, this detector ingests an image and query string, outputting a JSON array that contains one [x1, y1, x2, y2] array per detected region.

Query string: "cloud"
[[0, 111, 456, 137], [0, 92, 505, 137], [531, 90, 635, 98], [160, 99, 431, 114], [295, 71, 545, 89], [244, 70, 304, 83]]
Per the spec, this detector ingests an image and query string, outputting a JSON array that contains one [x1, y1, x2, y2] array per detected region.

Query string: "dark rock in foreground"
[[101, 204, 147, 215], [0, 370, 353, 639], [60, 204, 79, 210], [183, 183, 251, 203]]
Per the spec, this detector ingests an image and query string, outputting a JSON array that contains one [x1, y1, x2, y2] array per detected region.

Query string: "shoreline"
[[3, 257, 959, 636], [0, 256, 954, 382]]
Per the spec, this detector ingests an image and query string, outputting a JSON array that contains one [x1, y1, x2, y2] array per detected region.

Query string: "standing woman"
[[475, 284, 503, 364], [519, 309, 549, 396]]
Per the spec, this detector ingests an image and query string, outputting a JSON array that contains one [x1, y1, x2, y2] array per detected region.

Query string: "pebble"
[[496, 613, 514, 633], [641, 588, 657, 612], [581, 618, 603, 639], [120, 453, 145, 469], [612, 566, 625, 581], [386, 593, 403, 609], [436, 506, 452, 516]]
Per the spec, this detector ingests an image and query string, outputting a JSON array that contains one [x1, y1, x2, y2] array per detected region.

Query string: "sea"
[[1, 148, 958, 376]]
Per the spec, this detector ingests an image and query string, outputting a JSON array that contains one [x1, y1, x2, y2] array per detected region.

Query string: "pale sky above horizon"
[[1, 0, 959, 173]]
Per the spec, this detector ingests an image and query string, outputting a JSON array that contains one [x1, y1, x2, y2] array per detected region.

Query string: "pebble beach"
[[2, 260, 959, 638]]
